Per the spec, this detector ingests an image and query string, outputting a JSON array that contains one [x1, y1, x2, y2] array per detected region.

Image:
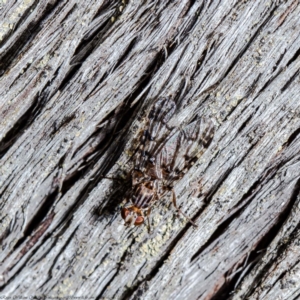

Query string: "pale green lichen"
[[0, 0, 35, 41]]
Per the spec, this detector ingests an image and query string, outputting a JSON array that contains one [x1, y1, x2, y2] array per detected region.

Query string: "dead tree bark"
[[1, 0, 300, 299]]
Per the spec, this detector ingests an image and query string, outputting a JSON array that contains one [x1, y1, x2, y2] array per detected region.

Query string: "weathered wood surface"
[[1, 0, 300, 299]]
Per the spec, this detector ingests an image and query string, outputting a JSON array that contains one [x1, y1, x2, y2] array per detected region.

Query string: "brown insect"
[[120, 97, 215, 228]]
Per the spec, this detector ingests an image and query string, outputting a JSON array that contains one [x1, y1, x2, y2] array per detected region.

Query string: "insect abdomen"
[[133, 184, 155, 209]]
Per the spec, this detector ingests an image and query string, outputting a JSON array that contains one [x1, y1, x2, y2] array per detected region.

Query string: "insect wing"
[[135, 97, 176, 172], [155, 117, 215, 184]]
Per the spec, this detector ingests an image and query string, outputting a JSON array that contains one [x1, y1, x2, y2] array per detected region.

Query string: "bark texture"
[[1, 0, 300, 299]]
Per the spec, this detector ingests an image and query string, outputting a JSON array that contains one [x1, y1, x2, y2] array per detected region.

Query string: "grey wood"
[[1, 0, 300, 299]]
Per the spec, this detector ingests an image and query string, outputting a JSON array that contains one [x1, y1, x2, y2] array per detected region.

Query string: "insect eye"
[[121, 208, 130, 220], [134, 216, 144, 226]]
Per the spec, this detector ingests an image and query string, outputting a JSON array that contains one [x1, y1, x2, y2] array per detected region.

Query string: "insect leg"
[[99, 166, 129, 182], [171, 190, 198, 227], [99, 175, 123, 182], [146, 207, 152, 233]]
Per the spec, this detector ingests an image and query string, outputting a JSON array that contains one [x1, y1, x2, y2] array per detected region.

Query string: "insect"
[[120, 97, 215, 228]]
